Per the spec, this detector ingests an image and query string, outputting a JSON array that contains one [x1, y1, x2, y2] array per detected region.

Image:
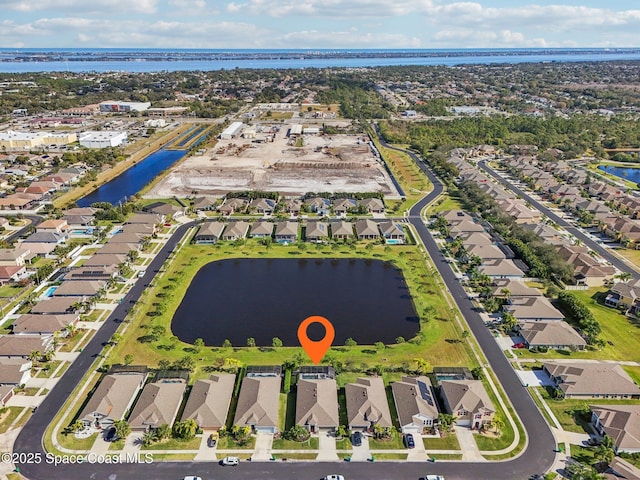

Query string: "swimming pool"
[[385, 239, 404, 245], [43, 286, 58, 297]]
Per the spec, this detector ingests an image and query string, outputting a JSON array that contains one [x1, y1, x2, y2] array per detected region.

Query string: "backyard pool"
[[43, 286, 58, 298]]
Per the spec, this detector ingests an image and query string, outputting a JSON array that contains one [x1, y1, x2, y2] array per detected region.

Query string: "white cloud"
[[226, 0, 434, 18], [276, 29, 421, 48], [167, 0, 218, 16], [0, 0, 159, 14]]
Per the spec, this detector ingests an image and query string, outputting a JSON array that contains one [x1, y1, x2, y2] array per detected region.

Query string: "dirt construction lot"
[[146, 127, 401, 198]]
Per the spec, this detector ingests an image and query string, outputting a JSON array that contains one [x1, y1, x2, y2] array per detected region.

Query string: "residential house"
[[345, 377, 392, 431], [459, 232, 494, 248], [591, 405, 640, 453], [129, 379, 187, 431], [98, 242, 139, 256], [249, 198, 276, 216], [219, 198, 248, 216], [12, 313, 79, 336], [606, 457, 640, 479], [274, 221, 298, 244], [295, 378, 339, 432], [440, 380, 495, 429], [439, 210, 473, 223], [333, 198, 358, 216], [249, 221, 274, 238], [0, 386, 14, 406], [52, 280, 106, 297], [283, 199, 303, 216], [30, 297, 79, 315], [121, 223, 155, 236], [144, 202, 184, 219], [517, 321, 586, 350], [491, 279, 542, 298], [221, 221, 250, 241], [0, 265, 27, 285], [0, 358, 32, 385], [379, 221, 405, 244], [108, 232, 147, 245], [605, 279, 640, 312], [193, 222, 225, 244], [479, 259, 526, 279], [233, 375, 281, 433], [192, 197, 216, 212], [126, 212, 164, 226], [359, 198, 385, 214], [79, 371, 148, 428], [391, 376, 439, 434], [449, 221, 485, 237], [304, 197, 331, 216], [22, 231, 66, 244], [464, 244, 506, 261], [0, 335, 54, 358], [305, 221, 329, 243], [65, 265, 118, 282], [544, 362, 640, 399], [504, 296, 565, 322], [36, 219, 69, 234], [84, 253, 128, 268], [330, 220, 354, 240], [181, 374, 236, 430], [354, 219, 380, 240], [0, 248, 33, 267]]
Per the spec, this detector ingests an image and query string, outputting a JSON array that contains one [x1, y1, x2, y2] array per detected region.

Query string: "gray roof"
[[12, 314, 78, 334], [545, 362, 640, 397], [440, 380, 495, 415], [520, 321, 586, 348], [126, 213, 163, 225], [295, 378, 339, 428], [378, 221, 405, 238], [181, 374, 236, 429], [360, 198, 384, 211], [221, 221, 250, 240], [479, 259, 525, 277], [0, 248, 31, 262], [354, 219, 379, 238], [65, 265, 118, 281], [53, 280, 106, 297], [108, 232, 146, 244], [83, 254, 127, 268], [195, 222, 225, 239], [122, 223, 155, 235], [0, 358, 31, 384], [345, 377, 392, 428], [330, 220, 354, 238], [30, 297, 78, 314], [250, 221, 274, 236], [0, 335, 54, 357], [504, 296, 564, 321], [305, 221, 328, 239], [391, 376, 439, 429], [274, 221, 298, 237], [233, 376, 280, 429], [465, 244, 506, 260], [99, 242, 138, 255], [449, 221, 485, 235], [22, 232, 65, 244], [129, 380, 187, 430], [591, 405, 640, 452], [491, 279, 542, 297], [79, 372, 147, 425]]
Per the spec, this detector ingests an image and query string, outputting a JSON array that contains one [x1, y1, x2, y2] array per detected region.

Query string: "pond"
[[171, 258, 420, 346], [598, 165, 640, 184]]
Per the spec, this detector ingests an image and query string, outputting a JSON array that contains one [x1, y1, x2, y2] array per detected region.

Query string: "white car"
[[183, 477, 202, 480], [323, 476, 345, 480], [419, 476, 446, 480], [221, 456, 239, 466]]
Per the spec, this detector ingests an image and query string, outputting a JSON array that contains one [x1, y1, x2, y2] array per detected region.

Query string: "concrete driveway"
[[515, 369, 554, 388]]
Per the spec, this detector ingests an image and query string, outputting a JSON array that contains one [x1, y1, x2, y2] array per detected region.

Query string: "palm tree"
[[29, 350, 41, 362]]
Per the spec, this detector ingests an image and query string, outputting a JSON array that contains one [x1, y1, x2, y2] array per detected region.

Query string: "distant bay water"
[[1, 48, 640, 73]]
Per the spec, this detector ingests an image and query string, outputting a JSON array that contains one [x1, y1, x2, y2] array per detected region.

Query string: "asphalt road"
[[5, 214, 43, 243], [478, 159, 639, 278], [13, 148, 557, 479]]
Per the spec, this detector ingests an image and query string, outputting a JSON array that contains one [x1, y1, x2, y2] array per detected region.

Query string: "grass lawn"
[[0, 284, 23, 298], [82, 309, 105, 322], [372, 453, 408, 460], [431, 453, 463, 460], [215, 435, 256, 449], [335, 438, 352, 450], [145, 453, 196, 461], [59, 330, 88, 352], [423, 434, 460, 450], [368, 431, 405, 450], [106, 239, 476, 376], [427, 192, 464, 214], [616, 248, 640, 269], [0, 407, 23, 433], [59, 432, 98, 451], [141, 437, 201, 450], [17, 387, 41, 396], [36, 360, 62, 378], [276, 453, 317, 460], [271, 437, 319, 450]]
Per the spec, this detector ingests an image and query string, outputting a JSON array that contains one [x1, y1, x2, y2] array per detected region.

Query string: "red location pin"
[[297, 316, 335, 365]]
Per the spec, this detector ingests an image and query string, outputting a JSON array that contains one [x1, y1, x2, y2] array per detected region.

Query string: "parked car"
[[104, 426, 118, 442], [208, 433, 218, 447], [183, 477, 201, 480], [351, 431, 363, 447], [419, 476, 445, 480], [512, 342, 526, 349], [323, 475, 345, 480], [404, 433, 415, 449], [221, 456, 239, 466]]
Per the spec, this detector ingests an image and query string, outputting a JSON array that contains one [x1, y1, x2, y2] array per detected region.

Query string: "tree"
[[374, 341, 385, 351], [438, 413, 455, 433], [172, 419, 198, 440], [71, 420, 85, 433], [594, 444, 614, 466], [123, 354, 134, 365], [395, 336, 405, 344], [193, 337, 204, 353], [344, 337, 357, 347], [272, 337, 283, 348], [113, 419, 131, 439], [222, 339, 232, 348], [336, 425, 348, 439], [413, 357, 431, 375], [246, 337, 256, 347], [491, 414, 504, 435], [156, 423, 171, 441], [158, 359, 170, 370], [29, 350, 41, 362], [284, 424, 311, 442], [110, 333, 122, 345]]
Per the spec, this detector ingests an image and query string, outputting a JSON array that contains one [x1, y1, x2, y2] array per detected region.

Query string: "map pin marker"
[[298, 316, 335, 365]]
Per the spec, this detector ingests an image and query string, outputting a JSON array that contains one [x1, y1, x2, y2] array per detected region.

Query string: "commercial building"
[[78, 131, 128, 149], [0, 130, 77, 150], [99, 101, 151, 113], [220, 122, 244, 140]]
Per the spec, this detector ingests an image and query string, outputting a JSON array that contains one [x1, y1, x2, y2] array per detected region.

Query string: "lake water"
[[598, 165, 640, 184], [171, 258, 420, 346], [2, 48, 640, 73], [77, 148, 186, 206]]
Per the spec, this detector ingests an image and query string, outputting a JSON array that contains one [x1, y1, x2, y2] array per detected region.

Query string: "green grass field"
[[423, 434, 460, 450]]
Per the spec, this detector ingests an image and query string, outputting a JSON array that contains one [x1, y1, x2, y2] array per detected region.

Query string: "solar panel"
[[417, 381, 434, 406]]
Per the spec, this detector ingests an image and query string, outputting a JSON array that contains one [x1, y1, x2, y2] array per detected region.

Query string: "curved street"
[[13, 142, 558, 479]]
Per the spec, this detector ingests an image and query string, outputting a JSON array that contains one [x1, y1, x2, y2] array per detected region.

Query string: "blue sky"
[[1, 0, 639, 49]]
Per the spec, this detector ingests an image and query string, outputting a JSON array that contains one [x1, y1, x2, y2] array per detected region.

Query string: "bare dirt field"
[[146, 126, 401, 198]]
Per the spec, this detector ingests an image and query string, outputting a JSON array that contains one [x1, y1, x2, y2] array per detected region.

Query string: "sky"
[[1, 0, 639, 49]]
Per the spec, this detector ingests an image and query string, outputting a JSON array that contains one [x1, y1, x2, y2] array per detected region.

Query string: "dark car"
[[512, 342, 526, 349], [351, 431, 362, 447], [404, 433, 415, 449], [105, 427, 118, 442]]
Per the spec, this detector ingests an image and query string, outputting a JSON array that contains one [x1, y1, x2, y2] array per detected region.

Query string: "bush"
[[283, 369, 291, 394]]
